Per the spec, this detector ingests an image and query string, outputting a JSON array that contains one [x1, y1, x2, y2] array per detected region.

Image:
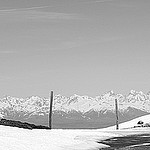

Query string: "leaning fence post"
[[49, 91, 54, 129], [115, 98, 119, 130]]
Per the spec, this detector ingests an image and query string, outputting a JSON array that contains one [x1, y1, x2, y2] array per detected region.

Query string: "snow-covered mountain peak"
[[146, 91, 150, 97], [129, 90, 144, 96], [1, 90, 150, 115], [100, 90, 116, 102], [127, 90, 148, 102], [103, 90, 115, 96]]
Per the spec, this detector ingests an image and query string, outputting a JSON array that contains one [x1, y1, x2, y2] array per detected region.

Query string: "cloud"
[[0, 6, 50, 12], [0, 9, 82, 21], [108, 2, 138, 8], [0, 76, 12, 80], [59, 36, 127, 50], [83, 0, 115, 4], [80, 0, 136, 8], [0, 1, 114, 12], [0, 51, 16, 54], [26, 11, 81, 20]]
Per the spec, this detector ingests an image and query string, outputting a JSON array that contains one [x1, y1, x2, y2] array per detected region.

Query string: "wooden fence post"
[[115, 99, 119, 130], [49, 91, 54, 129]]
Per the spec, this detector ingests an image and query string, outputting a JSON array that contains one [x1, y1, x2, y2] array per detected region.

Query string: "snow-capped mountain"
[[0, 90, 150, 128]]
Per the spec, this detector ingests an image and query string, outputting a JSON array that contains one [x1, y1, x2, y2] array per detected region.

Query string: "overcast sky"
[[0, 0, 150, 97]]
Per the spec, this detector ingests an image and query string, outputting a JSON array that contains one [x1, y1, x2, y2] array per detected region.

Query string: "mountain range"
[[0, 90, 150, 129]]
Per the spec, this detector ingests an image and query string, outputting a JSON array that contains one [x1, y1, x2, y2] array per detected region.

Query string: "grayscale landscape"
[[0, 0, 150, 150]]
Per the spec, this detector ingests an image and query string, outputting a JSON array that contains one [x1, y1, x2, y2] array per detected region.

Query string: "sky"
[[0, 0, 150, 98]]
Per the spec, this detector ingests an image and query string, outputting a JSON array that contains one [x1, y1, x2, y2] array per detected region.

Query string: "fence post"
[[49, 91, 54, 129], [115, 99, 119, 130]]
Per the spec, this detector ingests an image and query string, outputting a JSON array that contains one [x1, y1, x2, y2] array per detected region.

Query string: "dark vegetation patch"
[[100, 145, 150, 150], [99, 134, 150, 150], [0, 119, 50, 130]]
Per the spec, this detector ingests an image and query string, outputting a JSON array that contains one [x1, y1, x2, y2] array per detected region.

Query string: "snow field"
[[0, 114, 150, 150]]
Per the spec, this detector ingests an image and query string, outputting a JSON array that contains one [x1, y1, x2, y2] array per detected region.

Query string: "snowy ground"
[[0, 114, 150, 150]]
